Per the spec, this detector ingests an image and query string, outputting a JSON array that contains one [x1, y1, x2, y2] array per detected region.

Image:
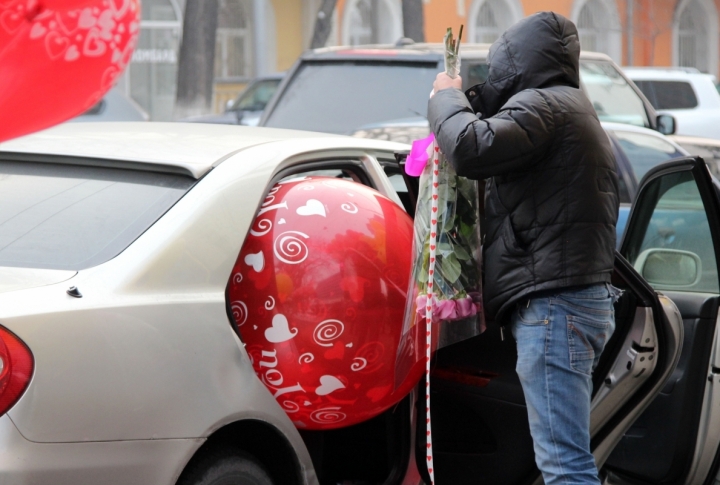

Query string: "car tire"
[[177, 448, 274, 485]]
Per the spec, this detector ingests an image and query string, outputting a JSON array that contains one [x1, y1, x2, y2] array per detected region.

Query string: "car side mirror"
[[657, 114, 676, 135], [634, 248, 701, 287]]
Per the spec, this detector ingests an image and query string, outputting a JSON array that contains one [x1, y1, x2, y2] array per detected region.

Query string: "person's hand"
[[433, 72, 462, 93]]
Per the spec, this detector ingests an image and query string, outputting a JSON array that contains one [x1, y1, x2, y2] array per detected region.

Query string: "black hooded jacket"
[[428, 12, 619, 324]]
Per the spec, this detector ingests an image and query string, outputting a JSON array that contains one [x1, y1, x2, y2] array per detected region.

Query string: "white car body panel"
[[0, 415, 201, 485], [0, 123, 408, 484]]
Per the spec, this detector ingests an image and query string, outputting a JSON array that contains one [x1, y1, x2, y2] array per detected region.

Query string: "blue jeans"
[[510, 283, 618, 485]]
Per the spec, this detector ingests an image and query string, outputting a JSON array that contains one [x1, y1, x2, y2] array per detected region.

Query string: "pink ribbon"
[[404, 133, 435, 176]]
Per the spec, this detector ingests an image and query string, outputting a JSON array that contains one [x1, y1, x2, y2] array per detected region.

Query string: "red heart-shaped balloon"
[[0, 0, 140, 142]]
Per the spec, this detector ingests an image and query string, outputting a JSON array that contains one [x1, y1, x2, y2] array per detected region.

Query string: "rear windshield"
[[633, 80, 699, 110], [263, 61, 440, 134], [0, 161, 194, 270]]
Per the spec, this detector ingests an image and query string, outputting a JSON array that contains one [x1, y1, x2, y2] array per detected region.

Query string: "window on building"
[[677, 1, 709, 72], [215, 0, 253, 80], [346, 0, 400, 45], [577, 0, 614, 54], [472, 0, 516, 44]]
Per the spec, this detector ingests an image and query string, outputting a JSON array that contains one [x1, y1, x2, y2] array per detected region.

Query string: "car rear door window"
[[633, 80, 699, 110], [0, 161, 194, 270]]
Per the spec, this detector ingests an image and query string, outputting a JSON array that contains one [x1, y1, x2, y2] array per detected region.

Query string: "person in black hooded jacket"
[[428, 11, 620, 485]]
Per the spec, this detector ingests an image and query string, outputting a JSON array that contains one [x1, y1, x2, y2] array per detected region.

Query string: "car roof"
[[304, 42, 613, 62], [0, 122, 402, 179]]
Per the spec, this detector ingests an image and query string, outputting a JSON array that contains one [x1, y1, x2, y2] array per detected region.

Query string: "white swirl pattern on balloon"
[[282, 401, 300, 413], [250, 219, 272, 237], [274, 231, 310, 264], [299, 353, 315, 364], [313, 319, 345, 347], [310, 407, 347, 424], [232, 272, 243, 284], [341, 202, 358, 214], [265, 296, 276, 310], [351, 357, 367, 371], [230, 301, 248, 326]]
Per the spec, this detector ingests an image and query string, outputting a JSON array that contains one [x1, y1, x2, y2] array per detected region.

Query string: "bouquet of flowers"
[[404, 137, 484, 328], [402, 25, 485, 345]]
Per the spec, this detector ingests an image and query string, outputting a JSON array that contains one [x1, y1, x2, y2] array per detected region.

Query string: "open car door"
[[405, 174, 685, 484], [604, 157, 720, 485]]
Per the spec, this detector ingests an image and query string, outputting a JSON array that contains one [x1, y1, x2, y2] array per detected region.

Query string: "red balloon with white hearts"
[[0, 0, 140, 143], [228, 176, 424, 430]]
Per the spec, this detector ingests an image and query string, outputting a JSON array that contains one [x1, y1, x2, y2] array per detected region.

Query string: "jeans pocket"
[[516, 298, 549, 325], [567, 314, 610, 376]]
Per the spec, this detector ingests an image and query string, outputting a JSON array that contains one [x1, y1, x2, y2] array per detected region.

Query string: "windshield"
[[580, 61, 649, 127], [233, 78, 282, 112], [0, 161, 194, 270], [613, 130, 685, 180], [263, 61, 440, 134]]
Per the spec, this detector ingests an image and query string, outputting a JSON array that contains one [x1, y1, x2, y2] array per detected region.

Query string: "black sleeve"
[[428, 88, 556, 180]]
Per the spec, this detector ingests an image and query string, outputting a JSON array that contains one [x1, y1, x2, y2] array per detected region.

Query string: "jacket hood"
[[471, 11, 581, 117]]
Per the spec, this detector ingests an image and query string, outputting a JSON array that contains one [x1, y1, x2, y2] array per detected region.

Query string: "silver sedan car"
[[2, 122, 714, 485]]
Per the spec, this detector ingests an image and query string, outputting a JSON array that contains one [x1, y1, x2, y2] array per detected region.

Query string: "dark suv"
[[259, 43, 674, 136]]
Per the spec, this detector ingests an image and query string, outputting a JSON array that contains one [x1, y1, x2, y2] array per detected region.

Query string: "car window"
[[580, 61, 649, 127], [0, 161, 194, 270], [233, 79, 282, 112], [280, 168, 362, 184], [633, 80, 698, 110], [613, 131, 685, 181], [623, 170, 718, 293], [263, 61, 440, 134]]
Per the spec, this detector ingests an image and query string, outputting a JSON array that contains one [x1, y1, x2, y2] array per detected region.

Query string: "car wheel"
[[177, 448, 274, 485]]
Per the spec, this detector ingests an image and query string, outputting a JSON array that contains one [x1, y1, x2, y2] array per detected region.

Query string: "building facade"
[[119, 0, 720, 120]]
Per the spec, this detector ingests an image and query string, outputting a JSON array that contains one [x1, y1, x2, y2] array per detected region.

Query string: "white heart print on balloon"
[[244, 251, 264, 272], [265, 314, 298, 343], [296, 199, 326, 217]]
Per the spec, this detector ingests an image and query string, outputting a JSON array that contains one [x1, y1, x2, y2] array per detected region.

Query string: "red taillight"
[[0, 326, 33, 415]]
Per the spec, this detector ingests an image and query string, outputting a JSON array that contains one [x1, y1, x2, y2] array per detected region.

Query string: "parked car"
[[260, 43, 675, 136], [184, 74, 284, 126], [625, 67, 720, 140], [7, 122, 720, 485], [69, 87, 149, 122]]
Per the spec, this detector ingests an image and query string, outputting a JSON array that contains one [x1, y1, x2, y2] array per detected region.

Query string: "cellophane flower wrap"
[[394, 26, 484, 392], [407, 147, 485, 326]]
